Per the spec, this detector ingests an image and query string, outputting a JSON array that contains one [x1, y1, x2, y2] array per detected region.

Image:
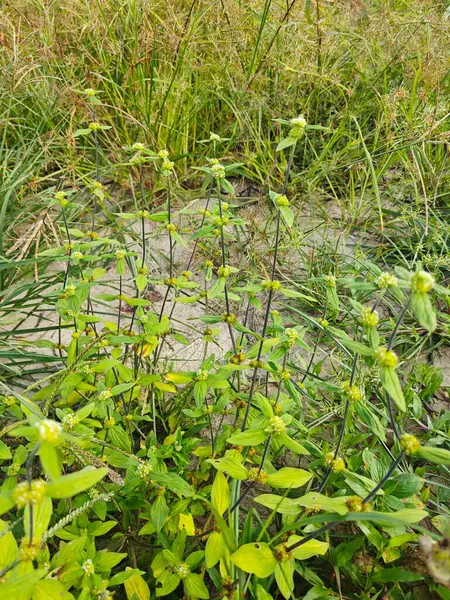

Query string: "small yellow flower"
[[174, 562, 190, 579], [324, 274, 336, 288], [410, 270, 435, 294], [209, 133, 221, 142], [36, 419, 62, 444], [400, 433, 421, 455], [375, 347, 398, 368], [346, 496, 370, 512], [166, 223, 176, 232], [218, 265, 232, 278], [211, 163, 225, 179], [158, 149, 169, 159], [360, 307, 379, 327], [115, 249, 125, 260], [262, 279, 282, 291], [268, 415, 286, 435], [331, 458, 346, 472], [84, 88, 97, 97], [341, 381, 362, 402], [275, 194, 290, 207], [376, 272, 398, 289], [247, 467, 269, 483], [13, 480, 47, 508], [82, 559, 95, 575], [222, 312, 237, 324]]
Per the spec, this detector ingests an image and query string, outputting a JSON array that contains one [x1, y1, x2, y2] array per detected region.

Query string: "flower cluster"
[[375, 347, 398, 368], [13, 480, 47, 508], [36, 419, 62, 444]]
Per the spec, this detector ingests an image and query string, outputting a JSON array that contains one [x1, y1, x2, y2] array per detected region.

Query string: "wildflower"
[[20, 544, 39, 562], [230, 352, 246, 365], [341, 381, 362, 402], [65, 284, 77, 297], [274, 544, 293, 562], [247, 467, 269, 483], [164, 277, 178, 286], [4, 395, 16, 406], [104, 417, 116, 428], [158, 149, 169, 159], [222, 202, 229, 210], [209, 133, 221, 142], [268, 415, 286, 435], [98, 390, 112, 401], [62, 413, 80, 431], [324, 274, 336, 288], [375, 347, 398, 368], [289, 114, 307, 138], [55, 191, 69, 207], [115, 249, 125, 260], [13, 480, 47, 508], [166, 223, 176, 232], [211, 163, 226, 179], [82, 559, 95, 575], [360, 307, 379, 327], [137, 266, 147, 275], [346, 496, 370, 512], [331, 458, 346, 472], [132, 142, 145, 151], [204, 260, 214, 268], [174, 563, 190, 579], [36, 419, 62, 444], [7, 463, 20, 476], [137, 209, 150, 219], [72, 331, 81, 339], [89, 122, 102, 131], [280, 370, 291, 381], [161, 159, 174, 176], [324, 452, 335, 465], [72, 252, 84, 261], [319, 318, 329, 328], [222, 312, 237, 324], [181, 270, 192, 279], [137, 462, 153, 480], [410, 270, 435, 294], [262, 279, 282, 291], [218, 265, 232, 278], [275, 194, 290, 207], [195, 369, 209, 381], [376, 272, 398, 289], [400, 433, 421, 455], [84, 88, 97, 97]]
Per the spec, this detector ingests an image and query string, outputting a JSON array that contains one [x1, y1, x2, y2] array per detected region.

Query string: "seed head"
[[36, 419, 62, 444], [400, 433, 421, 455], [361, 307, 379, 327], [410, 270, 435, 294], [268, 415, 286, 435], [376, 272, 398, 289], [375, 347, 398, 368]]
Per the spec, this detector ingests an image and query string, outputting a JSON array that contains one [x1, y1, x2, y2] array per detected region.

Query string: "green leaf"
[[275, 560, 295, 599], [24, 496, 52, 542], [276, 137, 297, 151], [32, 579, 74, 600], [278, 433, 309, 455], [150, 471, 194, 497], [0, 491, 14, 516], [39, 443, 61, 479], [287, 535, 329, 560], [205, 531, 223, 568], [372, 568, 423, 583], [151, 495, 169, 532], [255, 494, 302, 516], [294, 492, 350, 515], [415, 446, 450, 465], [46, 466, 108, 498], [208, 456, 248, 480], [184, 573, 209, 599], [95, 550, 127, 571], [231, 542, 277, 578], [279, 206, 294, 228], [380, 367, 406, 412], [411, 292, 436, 332], [227, 429, 267, 446], [266, 468, 312, 489], [0, 438, 12, 459], [0, 519, 18, 569], [211, 471, 230, 516], [123, 571, 151, 600]]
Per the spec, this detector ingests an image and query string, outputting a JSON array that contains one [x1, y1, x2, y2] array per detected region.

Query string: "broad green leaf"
[[32, 579, 74, 600], [0, 438, 12, 459], [150, 472, 194, 497], [39, 443, 61, 480], [231, 542, 277, 578], [24, 496, 52, 542], [275, 560, 295, 599], [415, 446, 450, 465], [255, 494, 302, 516], [184, 573, 209, 599], [124, 570, 151, 600], [205, 531, 223, 568], [46, 466, 108, 498], [372, 568, 423, 583], [287, 535, 329, 560], [380, 367, 406, 412], [0, 519, 18, 568], [278, 433, 309, 455], [211, 471, 230, 515], [411, 292, 436, 332], [0, 491, 14, 516], [227, 429, 267, 446], [294, 492, 350, 515], [208, 456, 248, 480], [266, 468, 312, 489], [151, 495, 169, 532]]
